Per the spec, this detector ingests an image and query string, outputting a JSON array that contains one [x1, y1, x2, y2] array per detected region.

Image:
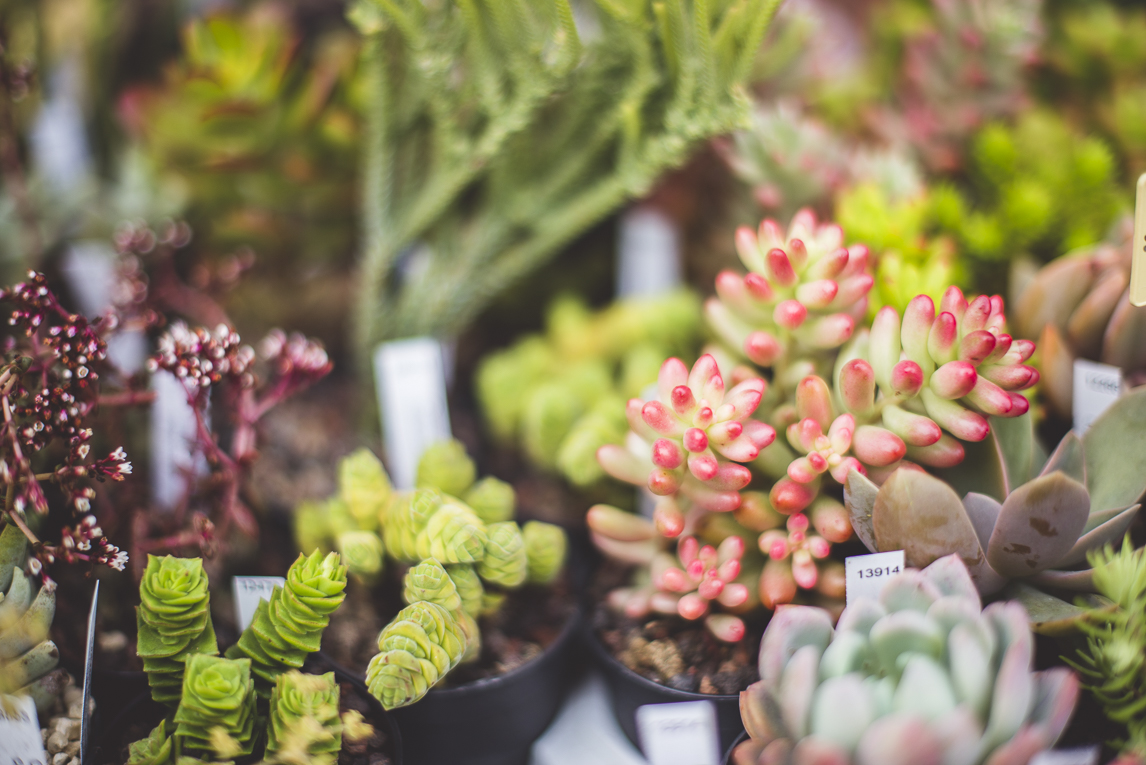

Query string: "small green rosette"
[[365, 601, 467, 710], [126, 720, 173, 765], [463, 476, 515, 524], [266, 670, 342, 764], [173, 654, 258, 758], [339, 448, 392, 530], [414, 501, 488, 564], [415, 439, 476, 497], [477, 522, 527, 588], [522, 521, 567, 584], [444, 564, 484, 616], [338, 530, 385, 579], [402, 559, 461, 612], [383, 488, 444, 562]]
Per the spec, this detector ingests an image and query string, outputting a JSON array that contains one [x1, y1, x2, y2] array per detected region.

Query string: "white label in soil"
[[232, 576, 285, 632], [1072, 359, 1124, 434], [635, 700, 720, 765], [0, 694, 48, 765], [372, 337, 452, 490], [150, 371, 206, 512], [1030, 747, 1100, 765], [845, 550, 905, 606], [617, 207, 681, 298], [80, 581, 98, 765]]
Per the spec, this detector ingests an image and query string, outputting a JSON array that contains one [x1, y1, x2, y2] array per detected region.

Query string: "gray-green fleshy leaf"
[[1027, 568, 1095, 591], [961, 493, 1002, 553], [1000, 581, 1106, 636], [1038, 431, 1085, 485], [1060, 504, 1140, 566], [989, 412, 1035, 496], [843, 469, 879, 553], [757, 607, 834, 687], [985, 472, 1090, 577], [1083, 386, 1146, 516]]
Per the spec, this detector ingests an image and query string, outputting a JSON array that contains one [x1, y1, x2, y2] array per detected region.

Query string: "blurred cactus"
[[0, 524, 64, 712], [1067, 539, 1146, 760], [734, 555, 1078, 765], [339, 449, 392, 532], [352, 0, 781, 352], [463, 477, 516, 525], [266, 671, 343, 765], [416, 439, 477, 499], [522, 521, 567, 585], [1012, 220, 1146, 420], [365, 600, 468, 710], [845, 387, 1146, 633], [478, 522, 528, 589], [136, 555, 219, 706], [126, 720, 173, 765], [226, 550, 348, 697], [173, 654, 258, 759], [338, 531, 385, 580]]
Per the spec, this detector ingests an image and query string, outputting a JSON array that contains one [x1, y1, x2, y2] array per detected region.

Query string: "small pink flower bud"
[[688, 453, 718, 481], [759, 530, 788, 559], [708, 420, 742, 445], [768, 248, 798, 287], [683, 427, 709, 453], [773, 299, 808, 329], [787, 237, 809, 269], [787, 513, 809, 533], [788, 418, 822, 452], [699, 544, 718, 569], [694, 407, 714, 429], [651, 438, 684, 469], [705, 613, 746, 642], [787, 456, 821, 484], [657, 357, 689, 400], [828, 413, 855, 454], [928, 312, 960, 364], [890, 360, 924, 397], [853, 425, 907, 466], [718, 558, 741, 582], [808, 536, 831, 558], [745, 331, 782, 366], [930, 360, 978, 399], [839, 359, 876, 414], [688, 354, 724, 404]]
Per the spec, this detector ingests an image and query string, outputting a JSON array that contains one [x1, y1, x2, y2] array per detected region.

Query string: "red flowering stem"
[[97, 390, 157, 407]]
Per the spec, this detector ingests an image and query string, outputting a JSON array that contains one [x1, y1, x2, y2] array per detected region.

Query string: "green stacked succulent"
[[226, 551, 348, 698], [478, 523, 529, 589], [522, 521, 567, 585], [365, 600, 468, 710], [136, 555, 220, 706], [126, 720, 174, 765], [0, 523, 64, 711], [173, 654, 259, 759], [266, 671, 343, 765]]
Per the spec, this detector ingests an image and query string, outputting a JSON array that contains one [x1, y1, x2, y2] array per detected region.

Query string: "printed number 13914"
[[857, 566, 900, 579]]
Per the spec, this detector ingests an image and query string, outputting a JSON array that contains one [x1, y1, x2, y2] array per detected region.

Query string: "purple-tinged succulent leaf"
[[1101, 289, 1146, 371], [854, 714, 943, 765], [809, 674, 876, 751], [758, 606, 834, 687], [1064, 504, 1140, 563], [931, 705, 985, 765], [947, 621, 995, 719], [1027, 568, 1094, 591], [1082, 386, 1146, 517], [919, 553, 981, 606], [740, 681, 788, 746], [1038, 430, 1085, 484], [961, 493, 1001, 554], [869, 610, 944, 675], [1026, 667, 1079, 748], [834, 598, 887, 638], [781, 645, 821, 739], [792, 736, 851, 765], [871, 470, 979, 570], [998, 581, 1095, 636], [985, 472, 1090, 577], [843, 469, 879, 553], [879, 569, 941, 614], [981, 603, 1035, 752]]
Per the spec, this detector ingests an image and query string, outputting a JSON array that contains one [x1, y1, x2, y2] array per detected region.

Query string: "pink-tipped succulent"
[[597, 354, 775, 517], [706, 209, 874, 388], [758, 512, 831, 609]]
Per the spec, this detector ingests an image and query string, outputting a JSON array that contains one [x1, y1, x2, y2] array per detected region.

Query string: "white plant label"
[[150, 371, 206, 512], [635, 700, 720, 765], [373, 337, 452, 490], [60, 243, 146, 373], [1072, 359, 1124, 434], [80, 581, 99, 765], [845, 550, 905, 606], [617, 207, 682, 298], [1030, 746, 1100, 765], [0, 694, 48, 765], [232, 576, 285, 632]]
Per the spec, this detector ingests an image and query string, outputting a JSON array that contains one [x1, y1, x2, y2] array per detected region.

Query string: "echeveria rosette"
[[734, 555, 1079, 765], [0, 523, 63, 710], [845, 387, 1146, 633], [365, 600, 468, 709], [522, 521, 567, 585], [126, 720, 173, 765], [598, 354, 775, 534], [136, 555, 219, 706], [173, 654, 258, 758], [226, 550, 347, 697], [266, 671, 342, 764], [705, 209, 874, 387]]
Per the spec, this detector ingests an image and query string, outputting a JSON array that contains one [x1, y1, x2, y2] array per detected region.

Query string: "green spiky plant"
[[350, 0, 780, 356]]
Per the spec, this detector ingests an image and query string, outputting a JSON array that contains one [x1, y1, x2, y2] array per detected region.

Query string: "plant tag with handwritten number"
[[372, 337, 452, 490], [1030, 746, 1099, 765], [232, 576, 285, 632], [636, 700, 720, 765], [1072, 359, 1124, 434], [845, 550, 905, 606], [0, 693, 48, 765]]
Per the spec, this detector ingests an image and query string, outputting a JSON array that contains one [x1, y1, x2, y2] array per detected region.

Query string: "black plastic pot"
[[343, 604, 582, 765], [585, 620, 746, 757], [724, 731, 747, 765]]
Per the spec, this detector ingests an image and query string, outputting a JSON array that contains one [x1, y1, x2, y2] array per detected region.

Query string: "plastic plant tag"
[[59, 242, 147, 374], [80, 581, 98, 765], [150, 370, 206, 512], [232, 576, 285, 632], [1030, 746, 1100, 765], [635, 700, 720, 765], [372, 337, 452, 490], [1072, 359, 1124, 434], [1132, 173, 1146, 307], [617, 207, 681, 298], [845, 550, 905, 606], [0, 693, 48, 765]]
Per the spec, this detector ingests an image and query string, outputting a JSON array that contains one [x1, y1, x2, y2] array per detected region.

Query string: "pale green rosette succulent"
[[477, 522, 527, 588], [0, 523, 64, 711], [522, 521, 567, 585], [403, 559, 462, 612], [365, 601, 468, 709], [266, 670, 342, 765], [338, 531, 385, 579], [226, 550, 347, 697], [126, 720, 173, 765], [382, 488, 444, 562], [413, 501, 488, 565], [445, 564, 484, 616], [734, 555, 1079, 765], [415, 439, 476, 498], [136, 555, 219, 706], [339, 448, 392, 531], [463, 476, 515, 524], [173, 654, 258, 758]]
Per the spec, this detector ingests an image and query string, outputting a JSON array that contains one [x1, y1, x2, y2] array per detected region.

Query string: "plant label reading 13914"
[[1072, 359, 1124, 434], [1030, 746, 1100, 765], [635, 700, 720, 765], [232, 576, 286, 632], [845, 550, 906, 606], [372, 337, 452, 490], [0, 693, 48, 765]]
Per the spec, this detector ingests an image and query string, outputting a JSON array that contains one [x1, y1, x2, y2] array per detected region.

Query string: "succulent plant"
[[126, 720, 173, 765], [136, 555, 220, 706], [463, 476, 516, 525], [226, 550, 348, 697], [337, 531, 385, 580], [522, 521, 567, 585], [403, 558, 463, 613], [339, 448, 392, 533], [845, 386, 1146, 633], [415, 439, 477, 499], [383, 488, 488, 565], [0, 523, 64, 712], [445, 564, 485, 617], [705, 209, 874, 390], [734, 555, 1078, 765], [266, 671, 343, 765], [478, 522, 528, 589], [1011, 219, 1146, 419], [365, 600, 468, 710], [173, 654, 258, 758]]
